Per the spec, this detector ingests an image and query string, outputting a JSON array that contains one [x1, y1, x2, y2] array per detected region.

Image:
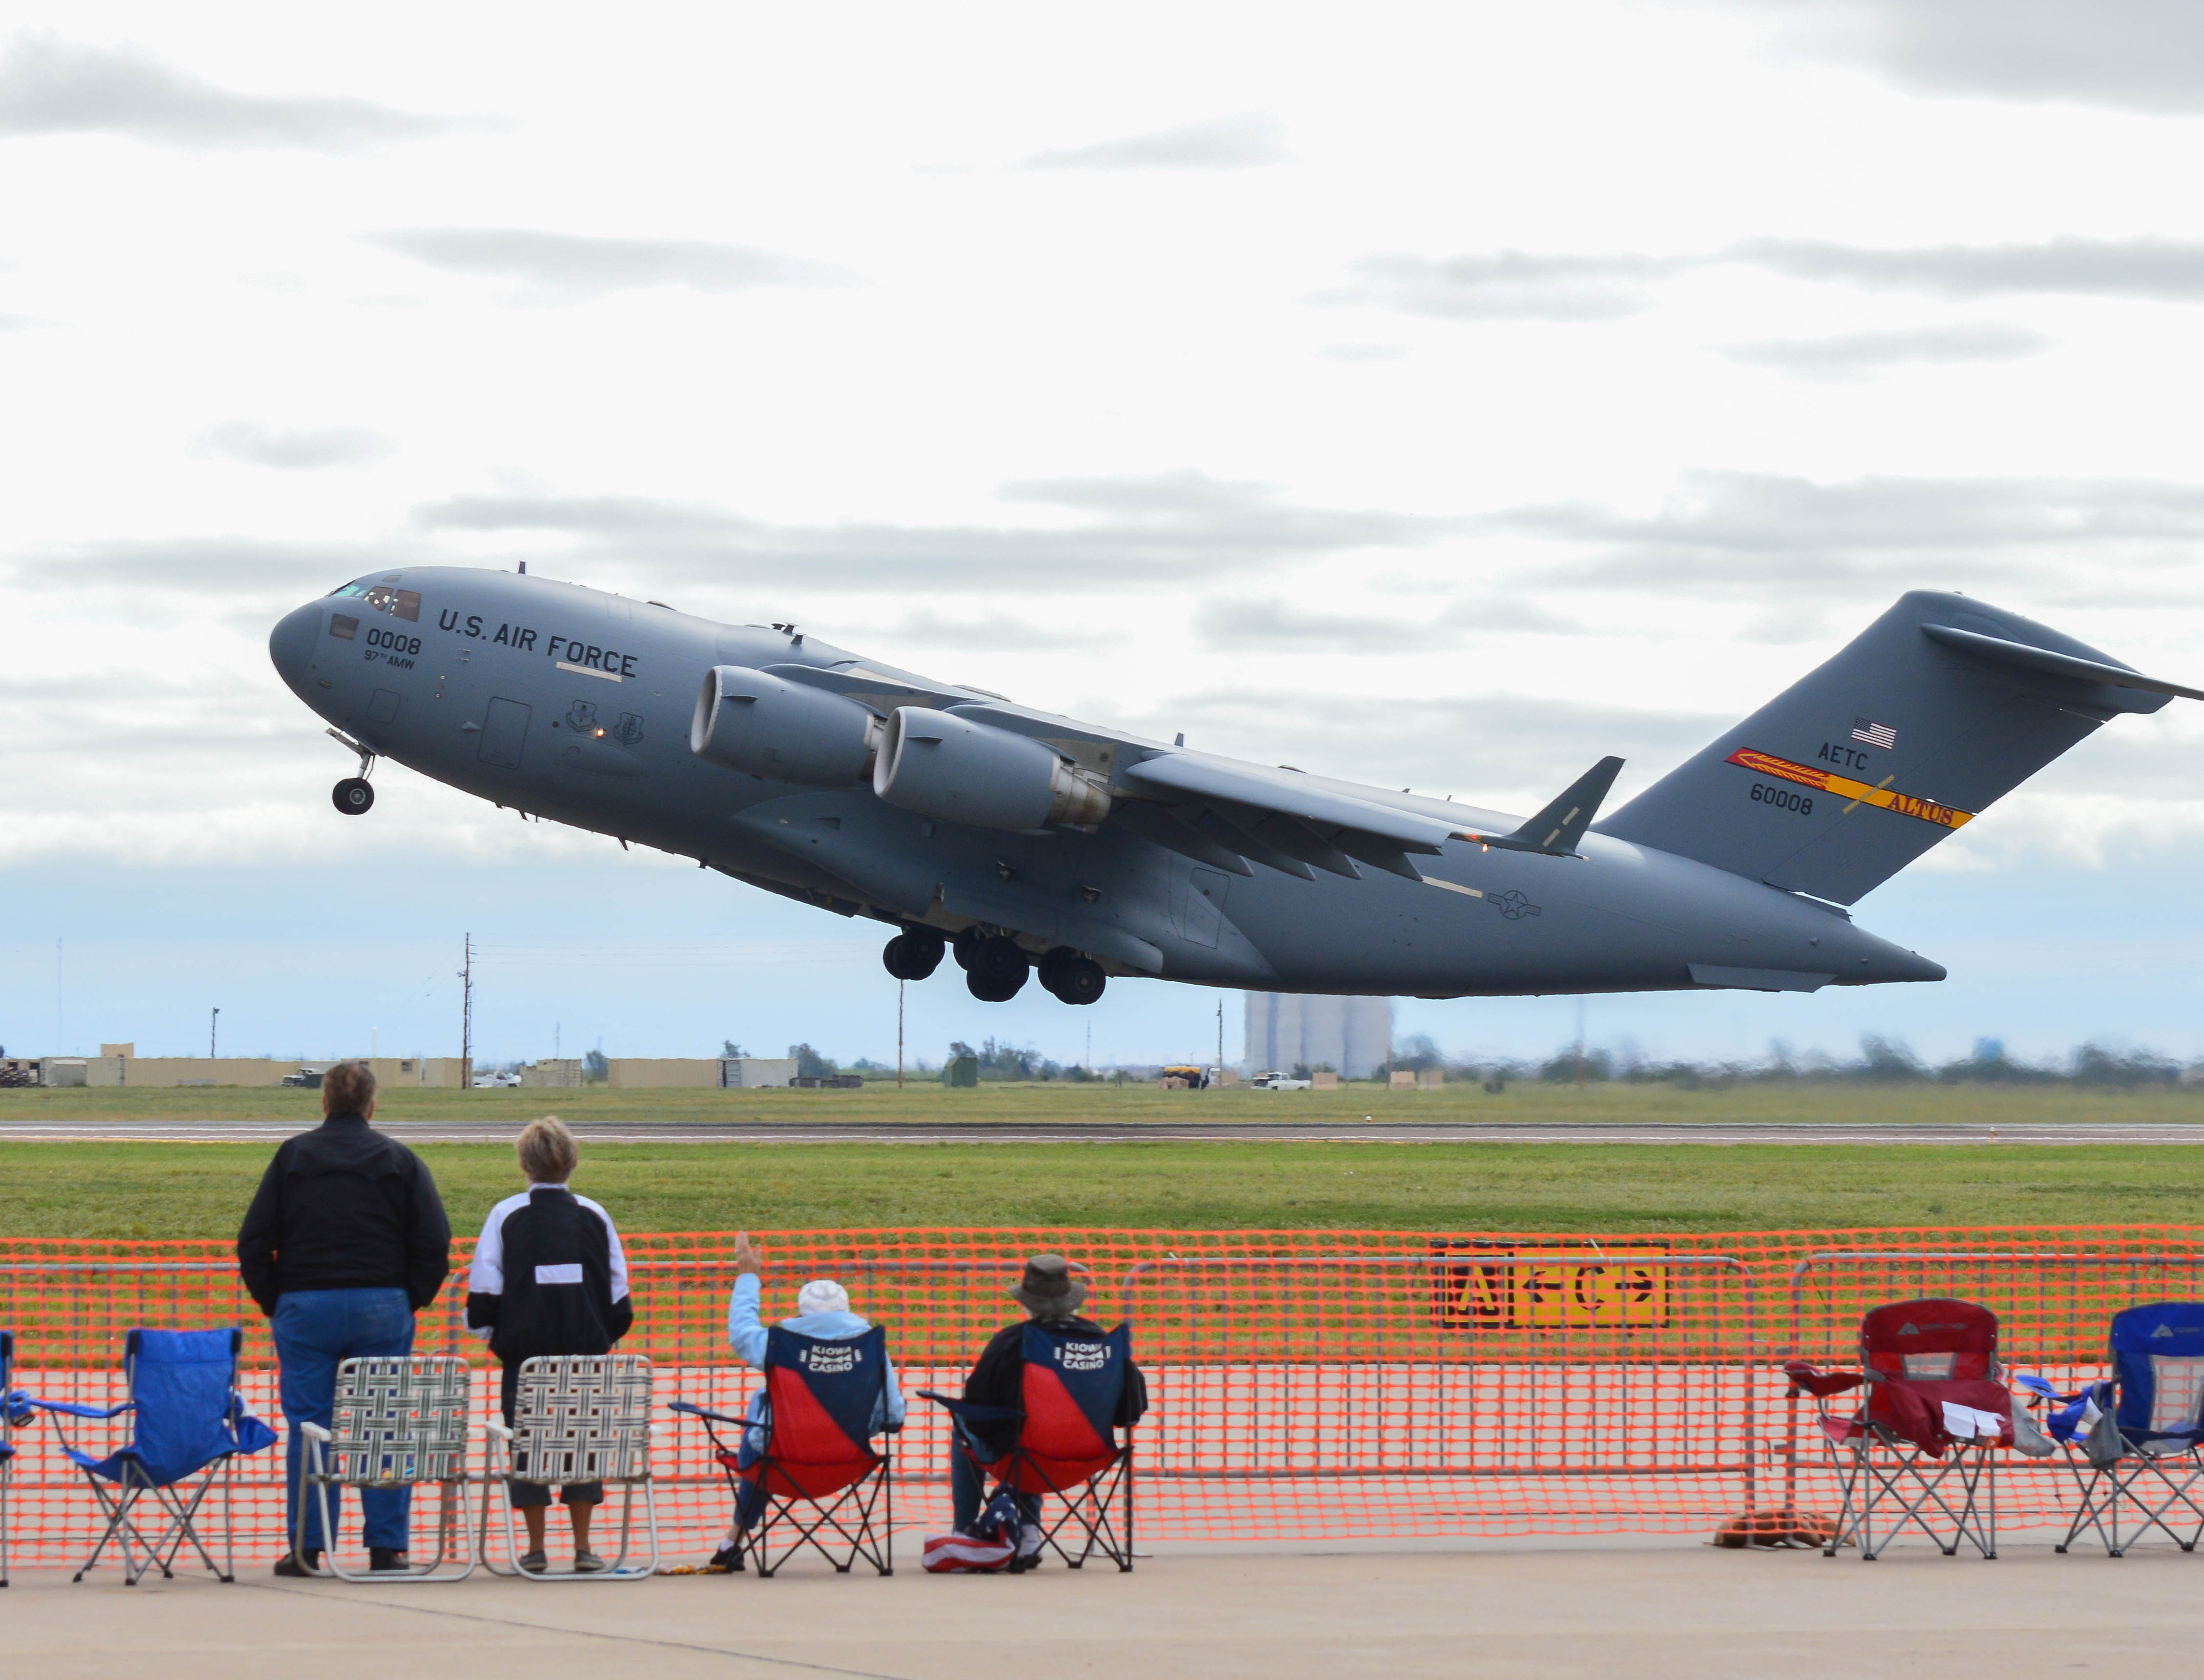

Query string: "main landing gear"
[[327, 729, 377, 817], [881, 927, 1107, 1005]]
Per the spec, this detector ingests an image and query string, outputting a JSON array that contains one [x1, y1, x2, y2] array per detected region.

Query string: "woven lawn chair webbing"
[[329, 1356, 472, 1486], [1, 1226, 2199, 1561]]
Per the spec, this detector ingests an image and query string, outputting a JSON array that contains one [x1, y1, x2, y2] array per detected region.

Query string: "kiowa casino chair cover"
[[925, 1321, 1136, 1572], [673, 1323, 896, 1577], [1785, 1298, 2048, 1561], [295, 1355, 478, 1581], [2018, 1300, 2204, 1556], [11, 1328, 276, 1584]]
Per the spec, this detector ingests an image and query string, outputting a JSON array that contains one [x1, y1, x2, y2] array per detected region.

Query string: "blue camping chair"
[[922, 1322, 1136, 1572], [2020, 1301, 2204, 1557], [12, 1328, 276, 1584], [1, 1330, 15, 1588], [672, 1325, 898, 1577]]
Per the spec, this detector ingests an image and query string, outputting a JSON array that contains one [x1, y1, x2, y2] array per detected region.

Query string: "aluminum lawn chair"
[[922, 1322, 1136, 1572], [296, 1355, 478, 1580], [2018, 1300, 2204, 1557], [12, 1328, 276, 1584], [1786, 1297, 2050, 1561], [482, 1353, 661, 1580], [672, 1324, 897, 1577]]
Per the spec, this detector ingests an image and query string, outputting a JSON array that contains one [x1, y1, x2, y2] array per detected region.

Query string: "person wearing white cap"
[[707, 1231, 905, 1572]]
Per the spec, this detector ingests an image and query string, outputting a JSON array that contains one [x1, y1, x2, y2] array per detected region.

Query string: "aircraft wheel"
[[332, 777, 375, 816], [882, 929, 945, 982], [974, 934, 1028, 986], [952, 926, 987, 972], [966, 965, 1027, 1003], [1037, 947, 1072, 992], [1053, 956, 1106, 1006]]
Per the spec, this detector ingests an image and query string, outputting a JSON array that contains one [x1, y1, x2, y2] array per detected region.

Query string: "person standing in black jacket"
[[236, 1060, 451, 1577], [467, 1115, 634, 1575]]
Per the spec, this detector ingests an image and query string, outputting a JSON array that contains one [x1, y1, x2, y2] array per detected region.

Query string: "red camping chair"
[[1787, 1297, 2048, 1560], [925, 1322, 1136, 1572], [673, 1324, 895, 1577]]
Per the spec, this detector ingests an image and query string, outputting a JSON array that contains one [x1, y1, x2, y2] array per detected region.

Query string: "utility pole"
[[1085, 1020, 1092, 1075], [210, 1007, 220, 1060], [460, 933, 474, 1086], [55, 939, 63, 1053], [1216, 997, 1224, 1088], [896, 980, 904, 1090]]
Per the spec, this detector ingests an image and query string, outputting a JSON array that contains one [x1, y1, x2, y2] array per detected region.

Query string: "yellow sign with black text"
[[1430, 1243, 1671, 1331]]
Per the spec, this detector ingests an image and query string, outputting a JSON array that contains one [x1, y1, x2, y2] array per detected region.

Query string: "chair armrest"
[[300, 1421, 332, 1444], [916, 1390, 1022, 1422], [1782, 1361, 1865, 1400], [667, 1399, 747, 1426], [479, 1419, 512, 1441], [12, 1394, 135, 1421], [647, 1421, 672, 1437]]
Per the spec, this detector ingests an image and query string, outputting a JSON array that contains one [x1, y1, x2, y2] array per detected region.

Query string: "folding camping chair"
[[482, 1353, 661, 1579], [923, 1322, 1136, 1572], [1, 1331, 15, 1588], [295, 1355, 478, 1580], [2018, 1300, 2204, 1557], [671, 1324, 897, 1577], [11, 1327, 276, 1584], [1786, 1297, 2047, 1561]]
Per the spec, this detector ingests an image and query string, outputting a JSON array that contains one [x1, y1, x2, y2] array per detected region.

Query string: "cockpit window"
[[329, 581, 420, 621]]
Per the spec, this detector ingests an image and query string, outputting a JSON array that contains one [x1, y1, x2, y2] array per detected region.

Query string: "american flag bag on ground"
[[922, 1487, 1025, 1573]]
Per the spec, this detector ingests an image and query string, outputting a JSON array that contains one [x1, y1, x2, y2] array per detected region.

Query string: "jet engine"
[[872, 707, 1111, 831], [690, 666, 882, 786]]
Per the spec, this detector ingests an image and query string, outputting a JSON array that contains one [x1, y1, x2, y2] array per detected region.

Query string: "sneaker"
[[572, 1549, 607, 1575], [708, 1540, 746, 1573], [518, 1548, 548, 1574], [272, 1550, 321, 1578], [368, 1547, 408, 1573]]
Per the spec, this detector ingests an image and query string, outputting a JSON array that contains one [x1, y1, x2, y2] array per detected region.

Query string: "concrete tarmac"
[[6, 1543, 2191, 1679], [4, 1117, 2202, 1144]]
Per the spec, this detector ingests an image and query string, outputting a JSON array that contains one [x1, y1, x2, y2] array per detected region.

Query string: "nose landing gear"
[[327, 728, 378, 818]]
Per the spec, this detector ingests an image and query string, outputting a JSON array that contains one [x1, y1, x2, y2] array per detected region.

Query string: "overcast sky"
[[5, 2, 2203, 1069]]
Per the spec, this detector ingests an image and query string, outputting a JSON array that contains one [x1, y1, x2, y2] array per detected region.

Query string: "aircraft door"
[[1184, 867, 1230, 948], [479, 697, 532, 769]]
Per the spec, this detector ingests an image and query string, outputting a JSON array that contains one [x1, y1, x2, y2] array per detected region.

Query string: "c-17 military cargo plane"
[[268, 573, 2200, 1007]]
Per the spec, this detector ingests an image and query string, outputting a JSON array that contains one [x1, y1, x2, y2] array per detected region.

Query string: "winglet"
[[1457, 756, 1625, 857]]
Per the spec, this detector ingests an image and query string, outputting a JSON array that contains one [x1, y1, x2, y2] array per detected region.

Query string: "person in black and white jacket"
[[467, 1115, 633, 1575]]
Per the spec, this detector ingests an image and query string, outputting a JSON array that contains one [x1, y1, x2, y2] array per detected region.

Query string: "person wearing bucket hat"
[[949, 1255, 1147, 1535]]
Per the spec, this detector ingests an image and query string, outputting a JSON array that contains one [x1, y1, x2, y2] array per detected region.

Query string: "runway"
[[4, 1117, 2202, 1145]]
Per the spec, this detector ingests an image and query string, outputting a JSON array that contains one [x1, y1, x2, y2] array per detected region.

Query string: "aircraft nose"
[[268, 601, 322, 697]]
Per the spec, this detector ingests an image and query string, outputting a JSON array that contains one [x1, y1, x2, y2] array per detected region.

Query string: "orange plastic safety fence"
[[2, 1226, 2199, 1566]]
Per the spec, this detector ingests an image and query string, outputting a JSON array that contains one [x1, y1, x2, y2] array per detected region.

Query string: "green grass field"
[[2, 1136, 2201, 1238], [5, 1083, 2200, 1239]]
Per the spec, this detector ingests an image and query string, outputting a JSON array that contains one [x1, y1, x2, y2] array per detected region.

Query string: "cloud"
[[1, 538, 399, 598], [0, 32, 470, 151], [1723, 323, 2050, 380], [1486, 469, 2204, 589], [1326, 237, 2204, 324], [1733, 237, 2204, 300], [1020, 112, 1290, 170], [1316, 251, 1686, 321], [1194, 594, 1578, 651], [1315, 343, 1407, 362], [365, 229, 855, 297], [416, 472, 1457, 590], [201, 421, 397, 470], [1744, 0, 2204, 116]]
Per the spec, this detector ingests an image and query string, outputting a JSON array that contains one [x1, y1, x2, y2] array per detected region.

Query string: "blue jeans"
[[274, 1288, 416, 1554]]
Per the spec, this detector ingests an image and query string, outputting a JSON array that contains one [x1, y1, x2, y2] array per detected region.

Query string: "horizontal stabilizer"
[[1460, 756, 1624, 857], [1920, 624, 2204, 704]]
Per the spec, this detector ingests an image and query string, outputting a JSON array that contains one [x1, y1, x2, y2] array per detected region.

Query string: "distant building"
[[1243, 993, 1393, 1081]]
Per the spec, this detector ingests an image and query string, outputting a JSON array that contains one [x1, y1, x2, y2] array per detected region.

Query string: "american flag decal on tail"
[[1852, 717, 1897, 750]]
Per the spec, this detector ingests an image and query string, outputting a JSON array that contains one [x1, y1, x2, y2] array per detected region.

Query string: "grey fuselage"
[[267, 567, 1942, 998]]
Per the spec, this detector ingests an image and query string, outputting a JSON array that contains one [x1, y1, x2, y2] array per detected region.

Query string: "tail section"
[[1593, 591, 2184, 904]]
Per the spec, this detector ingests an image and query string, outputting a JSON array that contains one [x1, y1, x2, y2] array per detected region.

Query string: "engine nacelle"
[[872, 707, 1112, 831], [690, 666, 882, 786]]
